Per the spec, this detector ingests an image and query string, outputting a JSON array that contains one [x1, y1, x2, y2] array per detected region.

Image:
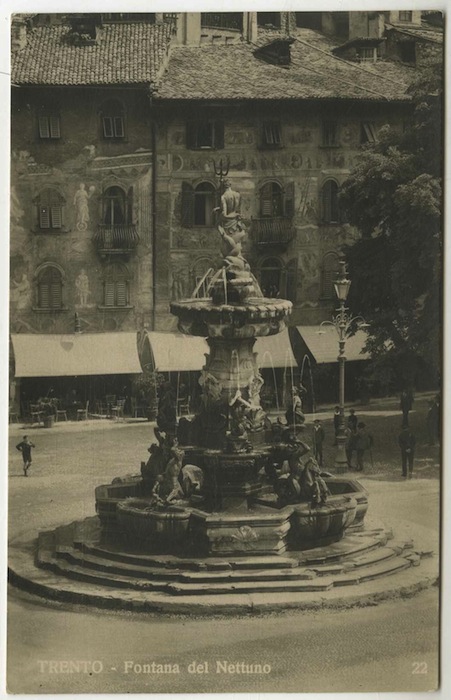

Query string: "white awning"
[[143, 332, 209, 372], [255, 328, 297, 369], [11, 333, 142, 377], [296, 325, 370, 364]]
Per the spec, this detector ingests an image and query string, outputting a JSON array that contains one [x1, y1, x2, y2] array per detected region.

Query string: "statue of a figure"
[[216, 179, 249, 272], [74, 183, 95, 231], [275, 436, 329, 506], [156, 381, 177, 434], [286, 387, 305, 427]]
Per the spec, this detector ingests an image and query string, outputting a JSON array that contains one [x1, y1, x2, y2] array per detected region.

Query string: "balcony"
[[93, 224, 140, 258], [250, 217, 295, 248]]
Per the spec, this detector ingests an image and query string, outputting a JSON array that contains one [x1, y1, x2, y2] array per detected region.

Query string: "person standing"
[[16, 435, 35, 476], [426, 398, 439, 446], [354, 422, 373, 472], [398, 426, 416, 478], [345, 426, 356, 469], [400, 389, 413, 428], [347, 408, 358, 434], [312, 419, 325, 467]]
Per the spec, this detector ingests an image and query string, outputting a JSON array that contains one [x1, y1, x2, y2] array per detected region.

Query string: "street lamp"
[[318, 259, 367, 473]]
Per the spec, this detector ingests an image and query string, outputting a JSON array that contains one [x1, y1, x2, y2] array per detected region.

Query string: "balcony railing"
[[250, 217, 295, 247], [93, 224, 140, 255], [201, 13, 243, 31]]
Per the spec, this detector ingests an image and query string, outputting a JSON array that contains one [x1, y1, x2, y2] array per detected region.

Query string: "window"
[[260, 257, 282, 298], [399, 11, 413, 22], [322, 121, 338, 147], [186, 120, 224, 150], [102, 263, 130, 307], [360, 122, 377, 144], [260, 181, 294, 218], [358, 47, 377, 63], [102, 186, 133, 225], [259, 257, 298, 301], [399, 41, 416, 64], [38, 114, 61, 139], [36, 188, 64, 230], [262, 121, 282, 148], [100, 100, 125, 139], [201, 13, 242, 30], [180, 181, 217, 227], [37, 266, 63, 309], [321, 180, 340, 224], [321, 253, 340, 299]]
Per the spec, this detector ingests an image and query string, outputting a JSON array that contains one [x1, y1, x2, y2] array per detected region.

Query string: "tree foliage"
[[340, 59, 442, 389]]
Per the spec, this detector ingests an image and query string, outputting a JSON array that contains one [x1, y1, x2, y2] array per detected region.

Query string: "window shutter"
[[116, 281, 127, 307], [39, 283, 50, 308], [38, 117, 50, 138], [50, 206, 62, 229], [284, 181, 295, 218], [104, 282, 115, 307], [286, 258, 298, 303], [49, 115, 60, 138], [39, 206, 50, 229], [186, 121, 197, 149], [103, 117, 114, 138], [50, 282, 62, 308], [214, 121, 224, 150], [263, 122, 273, 145], [261, 184, 272, 217], [181, 182, 194, 228], [114, 116, 125, 137]]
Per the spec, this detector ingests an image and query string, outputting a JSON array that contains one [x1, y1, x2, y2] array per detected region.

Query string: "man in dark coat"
[[16, 435, 35, 476], [354, 422, 374, 472], [312, 419, 325, 467], [347, 408, 358, 434], [400, 390, 413, 428], [398, 426, 416, 478]]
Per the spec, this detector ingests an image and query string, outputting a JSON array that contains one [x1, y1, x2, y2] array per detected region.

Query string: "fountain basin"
[[117, 499, 191, 553], [289, 496, 358, 547]]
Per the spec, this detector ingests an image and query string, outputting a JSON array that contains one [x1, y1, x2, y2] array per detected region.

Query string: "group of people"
[[312, 408, 374, 472]]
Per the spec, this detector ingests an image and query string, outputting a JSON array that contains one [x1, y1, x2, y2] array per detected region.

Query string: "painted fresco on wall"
[[73, 183, 95, 230]]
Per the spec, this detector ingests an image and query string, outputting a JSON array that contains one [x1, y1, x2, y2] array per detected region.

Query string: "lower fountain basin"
[[117, 498, 191, 553], [289, 496, 358, 547]]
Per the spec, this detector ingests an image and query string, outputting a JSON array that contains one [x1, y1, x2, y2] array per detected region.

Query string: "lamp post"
[[318, 259, 367, 474]]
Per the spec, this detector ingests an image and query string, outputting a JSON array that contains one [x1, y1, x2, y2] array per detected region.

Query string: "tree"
[[339, 59, 442, 390]]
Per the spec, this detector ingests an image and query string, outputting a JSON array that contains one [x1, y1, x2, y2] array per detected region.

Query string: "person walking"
[[400, 389, 413, 428], [333, 406, 340, 445], [398, 425, 416, 478], [347, 408, 358, 434], [16, 435, 35, 476], [312, 419, 325, 467], [354, 422, 373, 472], [426, 398, 439, 446]]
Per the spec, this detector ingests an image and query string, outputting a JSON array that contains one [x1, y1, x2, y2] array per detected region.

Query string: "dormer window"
[[399, 11, 413, 23], [357, 47, 377, 63]]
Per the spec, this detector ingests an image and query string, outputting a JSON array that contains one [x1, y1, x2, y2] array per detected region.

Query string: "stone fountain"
[[11, 180, 434, 613], [98, 180, 367, 557]]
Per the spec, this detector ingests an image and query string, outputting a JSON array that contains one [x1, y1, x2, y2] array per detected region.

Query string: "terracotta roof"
[[12, 19, 175, 86], [386, 23, 444, 45], [155, 28, 414, 102]]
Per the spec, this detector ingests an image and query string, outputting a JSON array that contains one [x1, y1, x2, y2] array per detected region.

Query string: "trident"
[[212, 155, 230, 190]]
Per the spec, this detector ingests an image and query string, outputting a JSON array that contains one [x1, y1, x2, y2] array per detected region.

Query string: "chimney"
[[243, 12, 257, 43], [11, 16, 28, 53], [176, 12, 201, 46]]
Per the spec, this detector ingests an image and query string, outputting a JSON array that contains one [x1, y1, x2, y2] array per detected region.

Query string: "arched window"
[[260, 181, 284, 218], [36, 188, 65, 230], [100, 100, 125, 139], [194, 182, 216, 226], [260, 257, 282, 298], [102, 263, 130, 307], [36, 265, 63, 309], [102, 186, 133, 225], [321, 180, 340, 224], [321, 253, 340, 299]]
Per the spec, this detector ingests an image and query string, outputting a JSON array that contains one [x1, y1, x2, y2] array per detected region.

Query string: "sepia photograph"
[[5, 4, 444, 695]]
